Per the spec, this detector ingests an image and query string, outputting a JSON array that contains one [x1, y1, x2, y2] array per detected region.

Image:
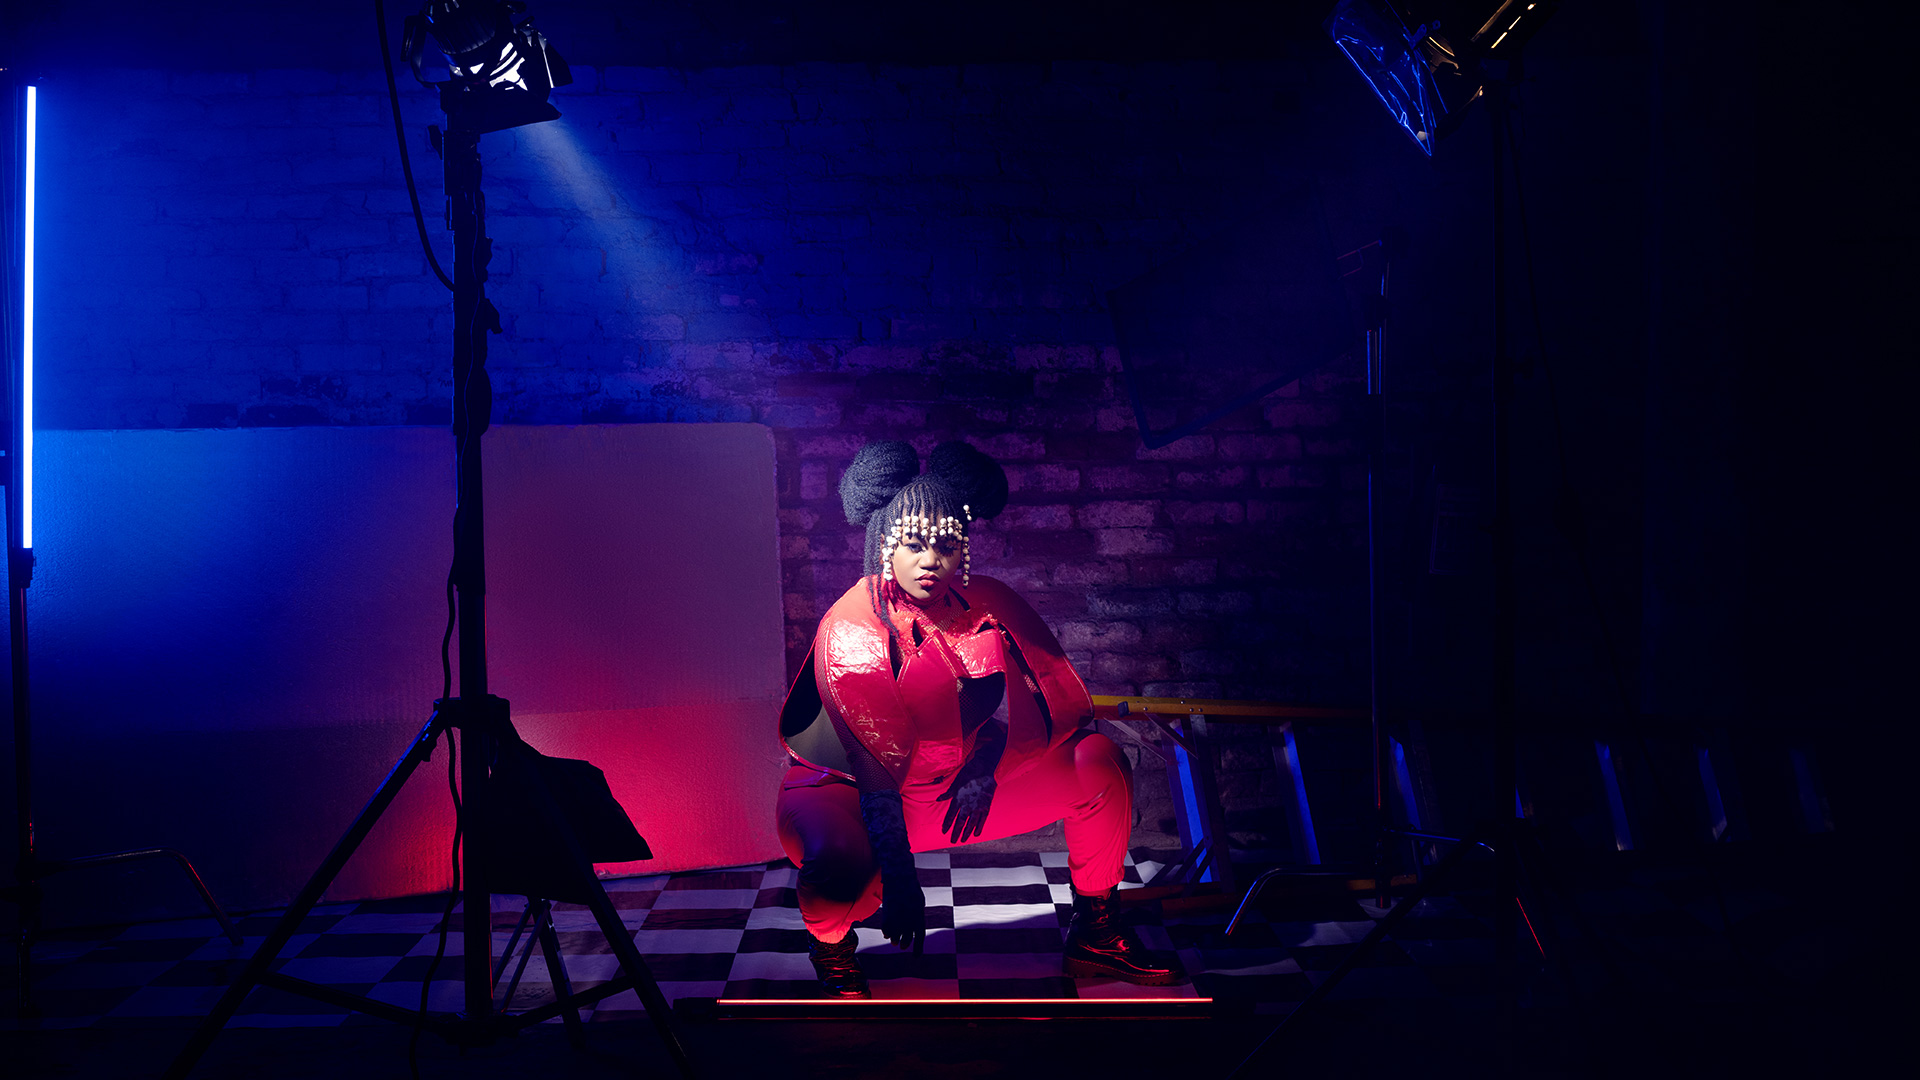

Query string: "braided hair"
[[838, 440, 1010, 631]]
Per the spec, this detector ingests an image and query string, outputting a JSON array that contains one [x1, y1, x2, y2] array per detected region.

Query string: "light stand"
[[163, 4, 693, 1074], [3, 80, 241, 1018]]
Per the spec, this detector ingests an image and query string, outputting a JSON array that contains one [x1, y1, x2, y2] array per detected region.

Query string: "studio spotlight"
[[404, 0, 572, 134], [1325, 0, 1558, 154]]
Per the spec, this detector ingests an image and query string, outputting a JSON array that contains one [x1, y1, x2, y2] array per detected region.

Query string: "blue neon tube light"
[[21, 85, 34, 549]]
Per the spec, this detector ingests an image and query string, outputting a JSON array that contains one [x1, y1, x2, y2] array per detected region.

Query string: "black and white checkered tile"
[[5, 849, 1514, 1030]]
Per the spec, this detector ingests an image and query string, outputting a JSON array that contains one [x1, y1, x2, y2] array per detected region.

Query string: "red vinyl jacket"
[[780, 575, 1094, 791]]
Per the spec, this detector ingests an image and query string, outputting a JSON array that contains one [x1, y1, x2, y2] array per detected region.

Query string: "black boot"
[[807, 932, 871, 999], [1062, 890, 1181, 985]]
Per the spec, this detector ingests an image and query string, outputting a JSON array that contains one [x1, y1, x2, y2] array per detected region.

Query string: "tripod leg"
[[502, 739, 697, 1079], [162, 713, 448, 1080], [159, 848, 245, 945], [496, 903, 536, 997], [534, 902, 587, 1049], [1226, 867, 1284, 937], [578, 866, 695, 1077], [42, 848, 243, 945]]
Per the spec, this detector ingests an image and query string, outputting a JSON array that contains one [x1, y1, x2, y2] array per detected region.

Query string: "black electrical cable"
[[410, 722, 462, 1080], [407, 573, 462, 1078], [376, 0, 454, 291], [442, 572, 455, 700]]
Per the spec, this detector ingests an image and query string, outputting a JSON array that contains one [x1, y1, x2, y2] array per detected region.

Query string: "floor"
[[8, 848, 1487, 1030], [6, 837, 1895, 1078]]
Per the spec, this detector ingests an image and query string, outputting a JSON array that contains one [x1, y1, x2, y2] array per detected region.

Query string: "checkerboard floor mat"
[[7, 848, 1511, 1031]]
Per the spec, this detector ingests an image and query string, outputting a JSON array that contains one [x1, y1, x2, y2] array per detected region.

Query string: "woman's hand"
[[879, 877, 927, 953], [937, 770, 998, 844], [937, 723, 1005, 844]]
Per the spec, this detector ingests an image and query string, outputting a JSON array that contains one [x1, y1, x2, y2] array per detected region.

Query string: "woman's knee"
[[1073, 731, 1131, 780], [797, 838, 878, 903], [776, 778, 867, 870], [1065, 731, 1132, 812]]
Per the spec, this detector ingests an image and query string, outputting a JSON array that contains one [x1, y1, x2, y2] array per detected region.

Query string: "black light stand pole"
[[445, 123, 497, 1025], [8, 496, 34, 1003], [437, 118, 695, 1077]]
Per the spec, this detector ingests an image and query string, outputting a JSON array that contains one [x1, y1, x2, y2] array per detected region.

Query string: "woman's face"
[[890, 530, 963, 603]]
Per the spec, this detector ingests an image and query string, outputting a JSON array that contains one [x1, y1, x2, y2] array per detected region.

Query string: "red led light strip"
[[717, 997, 1213, 1005]]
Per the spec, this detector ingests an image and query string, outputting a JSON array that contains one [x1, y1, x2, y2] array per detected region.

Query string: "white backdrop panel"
[[17, 424, 788, 921]]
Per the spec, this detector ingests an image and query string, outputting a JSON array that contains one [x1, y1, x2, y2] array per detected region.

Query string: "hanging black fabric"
[[476, 745, 652, 905]]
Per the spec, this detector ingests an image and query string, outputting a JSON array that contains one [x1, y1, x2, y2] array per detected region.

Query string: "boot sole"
[[1062, 956, 1184, 986]]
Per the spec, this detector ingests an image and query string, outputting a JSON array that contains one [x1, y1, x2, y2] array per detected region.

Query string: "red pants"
[[774, 729, 1132, 944]]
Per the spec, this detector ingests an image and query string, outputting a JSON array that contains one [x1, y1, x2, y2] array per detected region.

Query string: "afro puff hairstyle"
[[839, 440, 1009, 579]]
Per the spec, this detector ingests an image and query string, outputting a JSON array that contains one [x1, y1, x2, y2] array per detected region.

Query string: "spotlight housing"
[[405, 0, 572, 134], [1325, 0, 1558, 155]]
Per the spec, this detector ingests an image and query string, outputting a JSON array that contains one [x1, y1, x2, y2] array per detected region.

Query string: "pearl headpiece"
[[882, 503, 976, 586]]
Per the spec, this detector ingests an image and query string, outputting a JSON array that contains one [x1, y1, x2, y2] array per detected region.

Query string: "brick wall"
[[37, 60, 1387, 851]]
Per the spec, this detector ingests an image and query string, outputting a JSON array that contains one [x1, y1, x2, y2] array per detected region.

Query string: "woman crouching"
[[774, 439, 1176, 997]]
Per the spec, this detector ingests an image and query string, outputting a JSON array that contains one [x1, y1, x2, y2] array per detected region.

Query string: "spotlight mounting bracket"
[[1325, 0, 1559, 155], [403, 0, 572, 135]]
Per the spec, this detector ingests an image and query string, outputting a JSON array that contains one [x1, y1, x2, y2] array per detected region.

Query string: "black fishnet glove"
[[858, 789, 925, 953], [937, 722, 1005, 844], [937, 773, 996, 844]]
